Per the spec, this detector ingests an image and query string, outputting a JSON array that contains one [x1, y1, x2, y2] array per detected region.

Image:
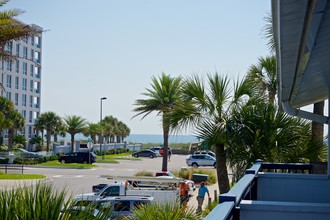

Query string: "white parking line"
[[53, 175, 62, 178]]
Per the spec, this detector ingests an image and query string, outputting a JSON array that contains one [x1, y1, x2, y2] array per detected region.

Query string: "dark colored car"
[[58, 152, 97, 164], [132, 150, 157, 158]]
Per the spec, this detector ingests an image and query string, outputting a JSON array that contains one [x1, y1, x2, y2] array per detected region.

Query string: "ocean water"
[[125, 134, 199, 144], [65, 133, 199, 144]]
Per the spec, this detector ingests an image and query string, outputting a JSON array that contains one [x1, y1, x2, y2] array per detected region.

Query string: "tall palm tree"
[[52, 121, 66, 143], [246, 55, 277, 104], [170, 73, 253, 193], [133, 73, 183, 172], [38, 112, 62, 152], [116, 121, 130, 143], [63, 115, 87, 153], [34, 117, 45, 146], [7, 110, 24, 148], [263, 12, 325, 146], [84, 123, 101, 144]]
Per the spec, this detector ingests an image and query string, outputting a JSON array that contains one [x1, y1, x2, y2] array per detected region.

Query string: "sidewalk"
[[187, 182, 219, 211]]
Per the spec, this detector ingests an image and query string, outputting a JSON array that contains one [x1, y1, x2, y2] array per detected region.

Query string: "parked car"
[[193, 150, 216, 158], [58, 152, 97, 164], [8, 148, 43, 159], [149, 147, 161, 156], [132, 150, 157, 158], [186, 154, 216, 168]]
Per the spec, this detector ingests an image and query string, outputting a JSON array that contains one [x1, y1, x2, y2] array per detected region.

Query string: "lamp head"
[[101, 97, 107, 100]]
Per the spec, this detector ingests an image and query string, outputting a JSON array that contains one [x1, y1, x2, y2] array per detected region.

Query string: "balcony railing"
[[205, 161, 326, 220]]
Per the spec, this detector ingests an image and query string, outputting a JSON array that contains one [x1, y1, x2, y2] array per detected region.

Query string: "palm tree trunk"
[[215, 143, 230, 194], [46, 129, 51, 152], [54, 134, 58, 143], [8, 129, 14, 148], [162, 127, 169, 172], [312, 101, 324, 143], [70, 134, 75, 153]]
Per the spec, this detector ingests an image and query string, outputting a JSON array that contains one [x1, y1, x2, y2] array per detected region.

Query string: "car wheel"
[[134, 154, 138, 158], [192, 163, 198, 168], [213, 163, 216, 168], [149, 154, 154, 158], [61, 159, 66, 164]]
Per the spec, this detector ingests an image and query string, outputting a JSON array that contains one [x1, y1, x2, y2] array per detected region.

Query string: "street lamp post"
[[100, 97, 107, 160]]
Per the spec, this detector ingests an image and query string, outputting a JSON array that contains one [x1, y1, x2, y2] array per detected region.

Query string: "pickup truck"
[[75, 180, 180, 205], [58, 152, 97, 164]]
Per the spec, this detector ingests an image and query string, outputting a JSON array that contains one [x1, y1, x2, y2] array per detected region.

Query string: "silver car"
[[186, 154, 216, 168]]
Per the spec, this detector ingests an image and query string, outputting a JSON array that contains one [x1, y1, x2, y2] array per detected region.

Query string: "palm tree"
[[52, 121, 66, 143], [246, 55, 277, 104], [34, 117, 45, 146], [116, 121, 130, 143], [169, 73, 253, 194], [84, 123, 101, 143], [7, 110, 25, 148], [63, 115, 87, 153], [38, 112, 62, 152], [133, 73, 183, 172], [262, 12, 325, 146]]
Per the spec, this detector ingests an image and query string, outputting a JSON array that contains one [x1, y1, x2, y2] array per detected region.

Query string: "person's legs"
[[196, 196, 204, 214]]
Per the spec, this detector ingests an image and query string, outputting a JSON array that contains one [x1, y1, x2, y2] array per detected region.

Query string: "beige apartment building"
[[0, 24, 43, 147]]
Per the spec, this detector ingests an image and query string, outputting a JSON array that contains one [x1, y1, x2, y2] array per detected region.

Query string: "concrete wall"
[[257, 173, 330, 203]]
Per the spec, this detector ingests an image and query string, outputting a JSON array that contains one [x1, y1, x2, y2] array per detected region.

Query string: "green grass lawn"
[[38, 160, 98, 168], [0, 173, 46, 180], [96, 152, 141, 163]]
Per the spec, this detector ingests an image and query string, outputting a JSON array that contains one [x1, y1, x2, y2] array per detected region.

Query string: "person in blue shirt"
[[196, 181, 210, 214]]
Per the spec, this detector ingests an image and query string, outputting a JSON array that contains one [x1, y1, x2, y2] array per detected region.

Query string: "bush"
[[172, 168, 217, 184], [13, 135, 27, 146], [134, 170, 154, 177], [0, 158, 9, 164]]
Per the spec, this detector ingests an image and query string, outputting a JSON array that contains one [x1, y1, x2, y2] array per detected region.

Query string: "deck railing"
[[205, 161, 317, 220]]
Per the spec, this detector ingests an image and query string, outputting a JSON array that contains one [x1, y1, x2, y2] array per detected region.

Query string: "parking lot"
[[0, 154, 218, 210]]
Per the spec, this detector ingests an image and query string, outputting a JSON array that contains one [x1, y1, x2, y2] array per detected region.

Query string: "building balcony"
[[34, 104, 39, 108], [206, 161, 330, 220], [34, 89, 40, 93], [34, 74, 40, 78]]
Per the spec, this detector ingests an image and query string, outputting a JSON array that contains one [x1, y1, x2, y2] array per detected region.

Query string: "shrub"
[[13, 135, 27, 146], [127, 202, 202, 220], [172, 168, 217, 184], [134, 170, 153, 177], [0, 158, 9, 164]]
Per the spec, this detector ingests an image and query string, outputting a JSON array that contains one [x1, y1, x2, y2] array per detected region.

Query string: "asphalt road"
[[15, 154, 191, 197]]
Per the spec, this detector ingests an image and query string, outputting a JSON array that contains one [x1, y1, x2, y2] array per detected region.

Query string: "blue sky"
[[5, 0, 271, 135]]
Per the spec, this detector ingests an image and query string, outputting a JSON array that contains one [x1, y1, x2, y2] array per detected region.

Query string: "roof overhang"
[[273, 0, 330, 123]]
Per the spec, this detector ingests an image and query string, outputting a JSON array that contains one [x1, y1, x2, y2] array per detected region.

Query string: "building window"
[[15, 93, 19, 106], [34, 51, 41, 63], [6, 60, 12, 71], [30, 64, 34, 76], [22, 78, 27, 91], [15, 60, 19, 73], [15, 76, 19, 89], [29, 95, 33, 107], [16, 43, 20, 56], [6, 41, 13, 54], [6, 91, 11, 100], [22, 94, 26, 107], [28, 126, 32, 138], [30, 49, 34, 61], [30, 80, 33, 92], [29, 111, 33, 123], [23, 62, 27, 75], [6, 75, 11, 88], [23, 46, 28, 59], [34, 66, 40, 78], [23, 36, 28, 44], [31, 36, 35, 46]]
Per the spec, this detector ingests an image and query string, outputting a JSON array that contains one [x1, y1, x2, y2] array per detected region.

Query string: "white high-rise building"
[[0, 24, 43, 146]]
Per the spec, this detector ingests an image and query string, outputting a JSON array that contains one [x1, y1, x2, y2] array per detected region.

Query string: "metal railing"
[[0, 164, 24, 174]]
